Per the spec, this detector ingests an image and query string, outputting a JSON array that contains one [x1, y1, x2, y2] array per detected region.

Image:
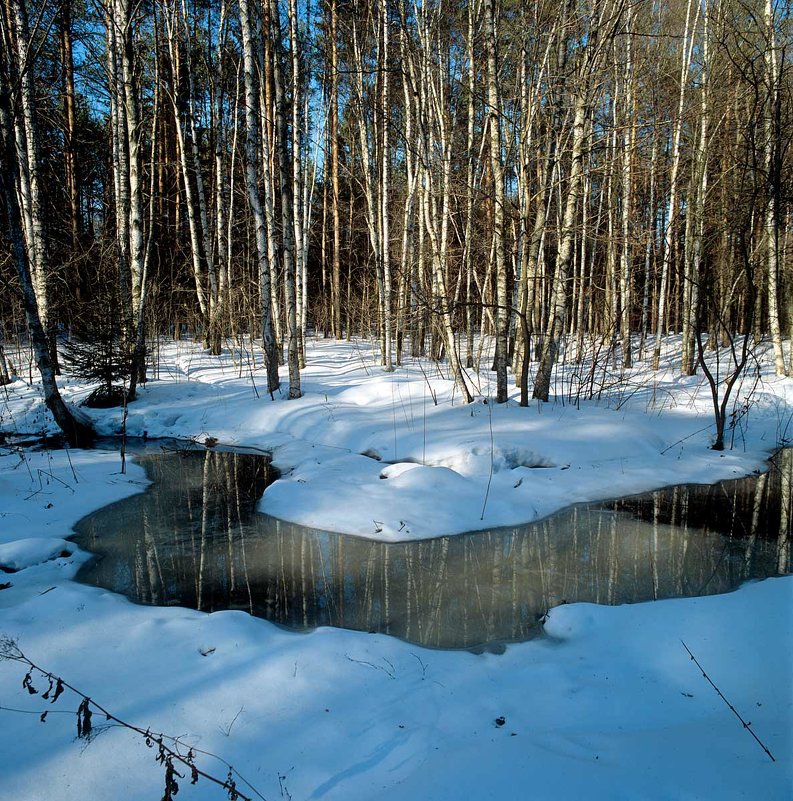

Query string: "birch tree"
[[485, 0, 508, 402], [411, 0, 472, 402], [6, 0, 50, 346], [0, 13, 93, 445], [764, 0, 786, 376], [652, 0, 699, 371], [105, 0, 149, 397], [533, 0, 622, 401], [163, 0, 219, 352], [681, 0, 710, 376], [269, 0, 302, 397], [237, 0, 280, 394], [329, 0, 342, 338]]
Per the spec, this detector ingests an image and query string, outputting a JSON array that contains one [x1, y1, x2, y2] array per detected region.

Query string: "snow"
[[0, 538, 73, 572], [0, 335, 791, 799]]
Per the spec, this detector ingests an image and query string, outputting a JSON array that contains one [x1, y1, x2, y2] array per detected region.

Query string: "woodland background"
[[0, 0, 791, 440]]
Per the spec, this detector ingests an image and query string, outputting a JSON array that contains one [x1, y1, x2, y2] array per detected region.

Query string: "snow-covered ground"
[[0, 335, 791, 799]]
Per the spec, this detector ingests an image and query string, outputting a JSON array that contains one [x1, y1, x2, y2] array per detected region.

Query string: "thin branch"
[[681, 640, 776, 763], [0, 638, 265, 800]]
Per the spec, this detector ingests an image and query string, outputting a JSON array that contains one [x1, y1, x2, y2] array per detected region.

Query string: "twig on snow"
[[681, 640, 775, 762]]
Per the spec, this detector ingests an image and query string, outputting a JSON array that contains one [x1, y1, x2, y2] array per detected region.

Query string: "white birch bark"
[[652, 0, 699, 370], [330, 0, 342, 338], [379, 0, 394, 371], [485, 0, 508, 402], [639, 133, 658, 359], [351, 16, 383, 360], [269, 0, 301, 398], [619, 2, 635, 368], [412, 1, 472, 402], [237, 0, 279, 393], [682, 0, 710, 376], [288, 0, 306, 368], [7, 0, 49, 333], [764, 0, 786, 376], [213, 0, 230, 342], [0, 32, 93, 444], [533, 0, 619, 401], [397, 16, 418, 364]]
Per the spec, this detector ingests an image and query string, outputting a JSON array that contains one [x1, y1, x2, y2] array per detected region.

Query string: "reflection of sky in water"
[[73, 449, 792, 650]]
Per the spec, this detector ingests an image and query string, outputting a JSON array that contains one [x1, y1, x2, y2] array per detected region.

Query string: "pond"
[[72, 446, 792, 650]]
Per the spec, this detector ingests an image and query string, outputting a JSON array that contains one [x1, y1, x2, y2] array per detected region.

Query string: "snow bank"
[[5, 336, 790, 541], [0, 538, 73, 572], [0, 336, 790, 799]]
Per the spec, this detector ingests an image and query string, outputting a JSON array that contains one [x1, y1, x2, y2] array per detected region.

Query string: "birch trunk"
[[270, 0, 301, 397], [351, 17, 383, 360], [682, 1, 709, 376], [514, 27, 553, 397], [639, 133, 658, 359], [533, 1, 617, 401], [59, 0, 80, 248], [764, 0, 786, 376], [532, 96, 589, 401], [238, 0, 280, 394], [463, 0, 478, 369], [396, 17, 418, 365], [212, 0, 230, 346], [652, 0, 698, 371], [113, 0, 149, 395], [330, 0, 342, 338], [379, 0, 394, 372], [0, 49, 93, 445], [412, 4, 472, 403], [288, 0, 306, 368], [257, 6, 283, 360], [7, 0, 49, 337], [485, 0, 508, 403], [619, 3, 635, 368]]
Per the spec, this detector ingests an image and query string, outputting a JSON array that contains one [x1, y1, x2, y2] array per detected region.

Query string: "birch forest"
[[0, 0, 791, 442]]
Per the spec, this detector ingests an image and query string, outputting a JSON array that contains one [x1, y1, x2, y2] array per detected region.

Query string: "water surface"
[[73, 447, 792, 649]]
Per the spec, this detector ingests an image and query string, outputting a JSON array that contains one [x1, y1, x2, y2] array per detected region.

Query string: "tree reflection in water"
[[73, 448, 792, 650]]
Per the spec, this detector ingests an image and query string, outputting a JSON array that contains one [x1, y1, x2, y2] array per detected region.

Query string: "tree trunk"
[[330, 0, 341, 338], [379, 0, 393, 372], [764, 0, 785, 376], [485, 0, 508, 403], [681, 1, 709, 377], [59, 0, 80, 249], [533, 0, 618, 401], [271, 0, 302, 398], [0, 65, 93, 446], [652, 0, 698, 371], [114, 0, 149, 396], [619, 3, 635, 369], [238, 0, 280, 394], [8, 0, 51, 347]]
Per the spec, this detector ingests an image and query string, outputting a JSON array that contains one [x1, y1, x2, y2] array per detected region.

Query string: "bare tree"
[[485, 0, 508, 402], [237, 0, 280, 394], [534, 0, 622, 401], [0, 17, 92, 445], [764, 0, 786, 376]]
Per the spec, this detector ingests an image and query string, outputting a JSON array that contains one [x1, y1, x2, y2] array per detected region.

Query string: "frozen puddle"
[[72, 447, 791, 650]]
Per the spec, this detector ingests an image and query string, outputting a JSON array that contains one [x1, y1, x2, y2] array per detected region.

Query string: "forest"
[[1, 3, 793, 796], [0, 0, 791, 441]]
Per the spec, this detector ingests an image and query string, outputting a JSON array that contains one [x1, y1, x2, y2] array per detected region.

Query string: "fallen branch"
[[681, 640, 775, 762], [345, 653, 396, 679], [0, 637, 267, 799]]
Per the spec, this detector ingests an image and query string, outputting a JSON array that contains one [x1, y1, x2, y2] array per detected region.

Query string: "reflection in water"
[[73, 448, 792, 649]]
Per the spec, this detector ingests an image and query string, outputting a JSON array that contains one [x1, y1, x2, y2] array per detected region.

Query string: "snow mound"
[[0, 539, 73, 572]]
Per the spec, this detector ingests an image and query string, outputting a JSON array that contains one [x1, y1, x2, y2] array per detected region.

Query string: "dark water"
[[72, 447, 792, 650]]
